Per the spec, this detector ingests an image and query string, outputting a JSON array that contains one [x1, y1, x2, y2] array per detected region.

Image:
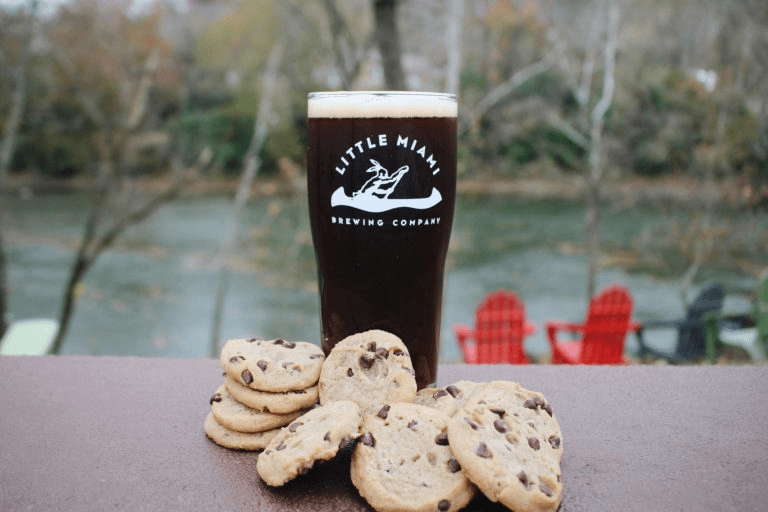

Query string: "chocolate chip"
[[548, 435, 561, 449], [359, 353, 376, 369], [347, 368, 354, 377], [407, 420, 418, 430], [539, 483, 553, 497], [247, 337, 260, 342], [283, 341, 296, 349], [360, 432, 375, 447], [447, 458, 461, 473], [276, 441, 286, 451], [528, 437, 541, 450], [241, 369, 253, 385], [435, 432, 449, 445], [375, 347, 389, 359], [273, 339, 284, 345], [517, 470, 529, 487], [367, 342, 377, 352], [288, 422, 302, 433], [256, 360, 268, 372], [523, 399, 537, 410], [493, 419, 507, 433], [228, 356, 241, 364], [338, 435, 353, 449], [544, 403, 553, 417], [475, 442, 492, 458], [298, 462, 314, 475], [438, 499, 451, 511], [323, 431, 331, 442], [209, 393, 222, 404], [310, 353, 324, 359], [377, 405, 390, 419], [534, 396, 545, 408], [490, 407, 506, 417], [445, 385, 460, 398], [433, 389, 449, 399], [464, 417, 479, 430], [393, 349, 404, 357]]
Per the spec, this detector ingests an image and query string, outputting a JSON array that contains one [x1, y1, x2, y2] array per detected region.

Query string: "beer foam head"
[[308, 91, 457, 118]]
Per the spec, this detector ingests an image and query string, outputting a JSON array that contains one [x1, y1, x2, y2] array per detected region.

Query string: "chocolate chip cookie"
[[256, 400, 363, 486], [210, 384, 308, 433], [447, 381, 563, 512], [351, 402, 476, 512], [224, 377, 319, 414], [318, 330, 417, 415], [220, 337, 325, 393], [204, 411, 280, 451], [412, 380, 480, 417]]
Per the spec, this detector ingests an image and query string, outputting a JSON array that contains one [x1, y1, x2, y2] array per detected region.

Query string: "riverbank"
[[2, 171, 760, 208]]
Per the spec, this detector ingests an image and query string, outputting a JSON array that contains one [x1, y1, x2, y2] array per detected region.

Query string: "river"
[[3, 188, 763, 362]]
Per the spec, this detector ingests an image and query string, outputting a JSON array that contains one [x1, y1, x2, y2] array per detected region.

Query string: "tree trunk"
[[585, 1, 619, 300], [48, 47, 178, 354], [0, 1, 38, 337], [444, 0, 463, 95], [373, 0, 406, 90], [0, 0, 38, 182], [210, 41, 284, 357]]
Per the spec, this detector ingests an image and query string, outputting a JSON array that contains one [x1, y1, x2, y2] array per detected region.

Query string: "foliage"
[[0, 0, 766, 194]]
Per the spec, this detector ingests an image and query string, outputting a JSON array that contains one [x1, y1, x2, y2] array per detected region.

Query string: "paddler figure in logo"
[[352, 159, 409, 199]]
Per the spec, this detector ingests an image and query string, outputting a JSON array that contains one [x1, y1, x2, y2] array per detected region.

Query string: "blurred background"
[[0, 0, 766, 362]]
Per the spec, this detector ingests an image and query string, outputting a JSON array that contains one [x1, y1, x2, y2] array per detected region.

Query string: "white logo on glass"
[[331, 159, 442, 213]]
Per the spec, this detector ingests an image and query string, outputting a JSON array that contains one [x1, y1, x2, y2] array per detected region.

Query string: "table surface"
[[1, 356, 767, 512]]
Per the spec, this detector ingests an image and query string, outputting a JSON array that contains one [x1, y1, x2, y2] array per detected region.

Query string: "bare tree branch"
[[321, 0, 364, 89], [0, 0, 39, 338], [210, 39, 285, 356], [48, 45, 179, 354], [373, 0, 405, 90], [444, 0, 463, 95], [585, 0, 620, 299], [462, 59, 550, 136], [0, 0, 38, 182]]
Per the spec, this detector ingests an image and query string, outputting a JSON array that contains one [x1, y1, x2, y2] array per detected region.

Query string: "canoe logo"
[[331, 159, 442, 213]]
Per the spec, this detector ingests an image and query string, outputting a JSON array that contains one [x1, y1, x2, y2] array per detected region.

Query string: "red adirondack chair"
[[453, 290, 536, 364], [546, 284, 640, 364]]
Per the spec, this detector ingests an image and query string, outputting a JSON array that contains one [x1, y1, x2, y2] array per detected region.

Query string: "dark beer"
[[307, 92, 457, 388]]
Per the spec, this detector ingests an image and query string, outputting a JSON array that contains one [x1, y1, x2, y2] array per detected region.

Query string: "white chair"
[[0, 319, 59, 355]]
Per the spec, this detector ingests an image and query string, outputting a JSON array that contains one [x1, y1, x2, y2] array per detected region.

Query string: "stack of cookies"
[[203, 337, 325, 451], [203, 330, 564, 512]]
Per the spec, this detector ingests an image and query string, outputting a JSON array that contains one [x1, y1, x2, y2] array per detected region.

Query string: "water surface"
[[4, 190, 760, 361]]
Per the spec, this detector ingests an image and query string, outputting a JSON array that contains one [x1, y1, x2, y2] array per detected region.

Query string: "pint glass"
[[307, 91, 457, 388]]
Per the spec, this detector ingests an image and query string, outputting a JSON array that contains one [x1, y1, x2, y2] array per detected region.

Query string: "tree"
[[584, 0, 620, 299], [373, 0, 405, 90], [0, 0, 38, 338], [45, 1, 191, 353], [210, 40, 284, 356]]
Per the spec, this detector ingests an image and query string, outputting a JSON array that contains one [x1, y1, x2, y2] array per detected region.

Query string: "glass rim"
[[308, 90, 456, 101], [307, 91, 457, 118]]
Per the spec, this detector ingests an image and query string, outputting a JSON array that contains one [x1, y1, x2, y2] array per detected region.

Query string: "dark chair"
[[453, 290, 536, 364], [546, 284, 640, 365], [636, 283, 724, 363]]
